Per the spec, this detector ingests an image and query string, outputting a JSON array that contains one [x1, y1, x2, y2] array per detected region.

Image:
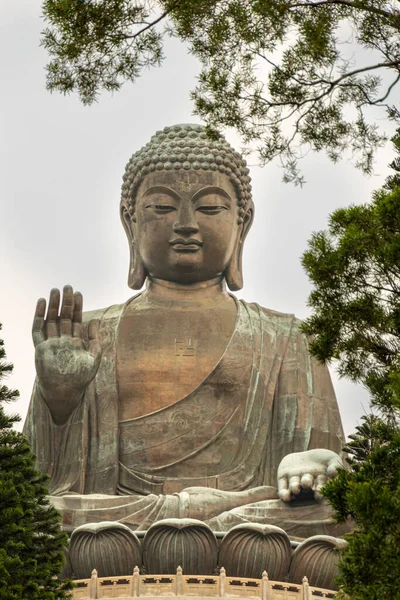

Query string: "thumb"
[[88, 319, 102, 357], [327, 455, 343, 478]]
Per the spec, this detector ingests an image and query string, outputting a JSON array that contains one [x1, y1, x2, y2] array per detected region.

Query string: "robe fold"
[[24, 297, 345, 533]]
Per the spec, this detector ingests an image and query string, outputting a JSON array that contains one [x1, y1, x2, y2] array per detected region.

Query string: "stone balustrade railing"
[[72, 566, 336, 599]]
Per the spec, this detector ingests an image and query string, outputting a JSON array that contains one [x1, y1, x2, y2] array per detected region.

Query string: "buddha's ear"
[[225, 201, 254, 291], [120, 203, 147, 290]]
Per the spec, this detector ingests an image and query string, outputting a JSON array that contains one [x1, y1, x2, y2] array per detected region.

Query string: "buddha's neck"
[[142, 277, 231, 310]]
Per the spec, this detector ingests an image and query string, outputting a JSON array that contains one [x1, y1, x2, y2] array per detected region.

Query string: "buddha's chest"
[[116, 301, 237, 420]]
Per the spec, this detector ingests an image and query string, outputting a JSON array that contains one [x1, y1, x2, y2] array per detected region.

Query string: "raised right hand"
[[32, 285, 102, 424]]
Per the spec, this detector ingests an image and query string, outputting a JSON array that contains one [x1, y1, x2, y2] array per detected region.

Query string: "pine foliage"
[[0, 324, 72, 600], [302, 131, 400, 414], [302, 133, 400, 598], [323, 407, 400, 599]]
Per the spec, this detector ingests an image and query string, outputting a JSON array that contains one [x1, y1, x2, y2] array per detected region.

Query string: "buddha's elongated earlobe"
[[120, 204, 147, 290], [225, 203, 254, 291]]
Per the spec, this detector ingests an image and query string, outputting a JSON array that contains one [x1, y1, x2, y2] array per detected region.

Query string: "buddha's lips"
[[169, 238, 203, 251]]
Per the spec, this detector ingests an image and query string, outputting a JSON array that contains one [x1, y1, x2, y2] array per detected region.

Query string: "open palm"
[[33, 285, 101, 424]]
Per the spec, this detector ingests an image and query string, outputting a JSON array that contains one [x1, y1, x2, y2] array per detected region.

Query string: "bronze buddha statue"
[[24, 124, 347, 542]]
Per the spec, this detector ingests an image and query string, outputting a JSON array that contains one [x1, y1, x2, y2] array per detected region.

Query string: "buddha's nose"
[[173, 201, 199, 234]]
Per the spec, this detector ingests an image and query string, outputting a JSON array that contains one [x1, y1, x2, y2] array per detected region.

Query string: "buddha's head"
[[120, 124, 254, 290]]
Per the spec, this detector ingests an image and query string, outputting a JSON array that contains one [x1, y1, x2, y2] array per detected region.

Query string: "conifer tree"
[[323, 405, 400, 599], [0, 324, 72, 600], [302, 130, 400, 415], [302, 132, 400, 599]]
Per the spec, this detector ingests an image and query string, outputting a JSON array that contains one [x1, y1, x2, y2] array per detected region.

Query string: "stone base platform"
[[72, 567, 337, 599]]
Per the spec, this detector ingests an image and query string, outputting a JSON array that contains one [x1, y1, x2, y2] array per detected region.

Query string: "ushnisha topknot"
[[121, 124, 252, 224]]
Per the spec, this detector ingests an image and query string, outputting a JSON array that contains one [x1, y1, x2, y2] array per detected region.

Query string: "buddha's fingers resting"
[[301, 473, 314, 490], [289, 475, 301, 495], [314, 474, 327, 501], [278, 477, 291, 502]]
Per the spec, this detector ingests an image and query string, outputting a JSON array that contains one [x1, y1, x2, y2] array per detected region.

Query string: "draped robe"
[[24, 296, 345, 536]]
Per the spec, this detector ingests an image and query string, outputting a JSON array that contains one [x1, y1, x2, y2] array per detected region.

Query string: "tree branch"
[[255, 48, 400, 92], [374, 74, 400, 104], [105, 5, 177, 41], [287, 0, 400, 21]]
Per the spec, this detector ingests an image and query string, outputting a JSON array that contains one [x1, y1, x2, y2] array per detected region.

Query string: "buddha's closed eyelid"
[[144, 203, 177, 213], [196, 205, 229, 213], [144, 194, 179, 209], [194, 194, 231, 212]]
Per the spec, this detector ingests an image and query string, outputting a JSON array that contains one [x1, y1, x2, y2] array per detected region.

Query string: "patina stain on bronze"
[[24, 124, 349, 541]]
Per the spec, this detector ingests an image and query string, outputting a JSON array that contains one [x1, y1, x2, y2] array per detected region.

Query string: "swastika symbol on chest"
[[175, 338, 196, 356]]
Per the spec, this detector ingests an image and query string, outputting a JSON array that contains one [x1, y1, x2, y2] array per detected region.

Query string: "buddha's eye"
[[146, 204, 177, 213], [196, 205, 229, 215]]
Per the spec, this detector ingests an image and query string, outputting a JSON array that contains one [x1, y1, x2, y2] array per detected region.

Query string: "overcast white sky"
[[1, 1, 399, 437]]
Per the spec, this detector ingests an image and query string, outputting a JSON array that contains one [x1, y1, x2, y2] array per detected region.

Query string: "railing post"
[[261, 571, 269, 600], [132, 566, 140, 597], [302, 576, 310, 600], [89, 568, 98, 599], [176, 566, 183, 596], [219, 567, 226, 597]]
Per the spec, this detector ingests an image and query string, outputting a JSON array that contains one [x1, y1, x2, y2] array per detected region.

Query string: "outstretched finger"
[[32, 298, 46, 346], [278, 477, 290, 502], [88, 319, 101, 357], [72, 291, 83, 338], [45, 288, 60, 338], [59, 285, 74, 336]]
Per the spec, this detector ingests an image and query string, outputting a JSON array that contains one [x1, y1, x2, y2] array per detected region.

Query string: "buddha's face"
[[131, 170, 240, 284]]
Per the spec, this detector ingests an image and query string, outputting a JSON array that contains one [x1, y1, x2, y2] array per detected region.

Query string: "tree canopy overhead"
[[42, 0, 400, 183]]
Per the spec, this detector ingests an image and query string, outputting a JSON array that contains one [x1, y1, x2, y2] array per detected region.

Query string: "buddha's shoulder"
[[82, 293, 146, 323], [241, 300, 303, 331], [82, 302, 127, 323]]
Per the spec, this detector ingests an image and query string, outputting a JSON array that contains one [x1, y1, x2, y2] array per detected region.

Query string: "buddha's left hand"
[[277, 449, 343, 502]]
